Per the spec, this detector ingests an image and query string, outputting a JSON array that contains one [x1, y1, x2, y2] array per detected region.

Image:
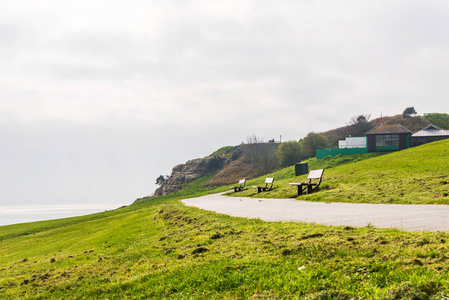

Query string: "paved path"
[[182, 193, 449, 232]]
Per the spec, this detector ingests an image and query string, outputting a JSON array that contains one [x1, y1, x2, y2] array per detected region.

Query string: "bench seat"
[[252, 178, 274, 193], [230, 179, 246, 192], [289, 169, 324, 196]]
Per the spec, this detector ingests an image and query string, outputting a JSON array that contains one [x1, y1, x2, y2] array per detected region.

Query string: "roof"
[[421, 124, 443, 131], [364, 124, 413, 135], [412, 124, 449, 137]]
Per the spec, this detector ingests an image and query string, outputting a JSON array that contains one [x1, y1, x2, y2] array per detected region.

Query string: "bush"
[[424, 113, 449, 129], [302, 132, 329, 158], [276, 140, 303, 167]]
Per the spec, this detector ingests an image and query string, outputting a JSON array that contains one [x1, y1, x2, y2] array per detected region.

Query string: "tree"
[[348, 114, 371, 125], [276, 141, 303, 167], [403, 107, 417, 118], [347, 114, 372, 136], [301, 132, 329, 158], [245, 134, 264, 144], [155, 175, 169, 186], [242, 134, 279, 176]]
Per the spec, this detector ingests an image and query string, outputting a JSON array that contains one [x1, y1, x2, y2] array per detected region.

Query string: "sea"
[[0, 203, 122, 226]]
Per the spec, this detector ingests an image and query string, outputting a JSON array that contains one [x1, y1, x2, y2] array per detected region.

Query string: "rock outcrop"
[[154, 156, 230, 196]]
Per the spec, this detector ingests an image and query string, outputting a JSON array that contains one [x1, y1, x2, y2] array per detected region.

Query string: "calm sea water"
[[0, 204, 122, 226]]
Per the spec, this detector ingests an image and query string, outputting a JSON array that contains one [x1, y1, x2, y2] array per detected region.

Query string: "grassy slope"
[[2, 196, 449, 299], [1, 141, 449, 298], [232, 139, 449, 204]]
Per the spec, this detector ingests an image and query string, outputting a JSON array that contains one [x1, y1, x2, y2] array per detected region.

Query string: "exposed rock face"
[[155, 156, 229, 196]]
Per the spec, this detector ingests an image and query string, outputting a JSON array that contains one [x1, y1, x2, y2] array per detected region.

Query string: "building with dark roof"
[[316, 123, 448, 159], [410, 124, 449, 147], [364, 124, 413, 152]]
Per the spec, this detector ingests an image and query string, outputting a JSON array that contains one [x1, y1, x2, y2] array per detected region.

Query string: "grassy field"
[[231, 139, 449, 205], [1, 140, 449, 299]]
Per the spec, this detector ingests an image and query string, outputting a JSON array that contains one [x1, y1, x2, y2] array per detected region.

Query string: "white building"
[[338, 136, 367, 149]]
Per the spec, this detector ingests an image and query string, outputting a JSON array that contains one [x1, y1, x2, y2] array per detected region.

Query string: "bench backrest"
[[308, 169, 324, 180], [265, 177, 274, 189], [239, 179, 246, 186]]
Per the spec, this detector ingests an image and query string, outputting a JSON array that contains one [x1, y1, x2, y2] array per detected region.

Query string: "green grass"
[[209, 146, 235, 157], [230, 140, 449, 204], [307, 153, 386, 170], [2, 197, 449, 299], [2, 140, 449, 298]]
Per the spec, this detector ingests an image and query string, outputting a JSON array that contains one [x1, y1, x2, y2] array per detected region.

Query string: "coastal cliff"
[[154, 156, 230, 196], [153, 145, 260, 196]]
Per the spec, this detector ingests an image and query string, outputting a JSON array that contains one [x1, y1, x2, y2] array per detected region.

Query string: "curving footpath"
[[182, 193, 449, 232]]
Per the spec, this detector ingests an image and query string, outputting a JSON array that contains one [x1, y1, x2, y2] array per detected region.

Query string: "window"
[[376, 134, 399, 147]]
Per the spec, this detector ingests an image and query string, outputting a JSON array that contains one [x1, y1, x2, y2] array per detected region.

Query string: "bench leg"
[[306, 184, 313, 194], [296, 185, 303, 196]]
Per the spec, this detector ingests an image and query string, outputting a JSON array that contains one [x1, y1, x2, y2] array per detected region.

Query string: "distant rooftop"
[[412, 124, 449, 137], [364, 124, 413, 135]]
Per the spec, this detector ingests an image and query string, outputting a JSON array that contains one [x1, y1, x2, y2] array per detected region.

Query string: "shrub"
[[276, 140, 303, 167]]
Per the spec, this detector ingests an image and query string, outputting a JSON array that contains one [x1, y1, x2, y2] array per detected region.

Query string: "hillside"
[[2, 140, 449, 298], [230, 139, 449, 204], [424, 113, 449, 129], [154, 113, 448, 197], [153, 113, 449, 197], [304, 138, 449, 204], [153, 146, 252, 196], [154, 143, 279, 196]]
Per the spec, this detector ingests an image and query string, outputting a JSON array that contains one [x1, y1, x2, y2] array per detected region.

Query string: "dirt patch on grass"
[[204, 157, 258, 187], [192, 247, 209, 255]]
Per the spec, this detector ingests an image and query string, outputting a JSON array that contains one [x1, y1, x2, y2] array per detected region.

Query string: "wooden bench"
[[289, 169, 324, 196], [230, 179, 246, 192], [252, 178, 274, 193]]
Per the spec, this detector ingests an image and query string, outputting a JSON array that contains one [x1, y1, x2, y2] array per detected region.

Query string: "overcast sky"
[[1, 0, 449, 207]]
